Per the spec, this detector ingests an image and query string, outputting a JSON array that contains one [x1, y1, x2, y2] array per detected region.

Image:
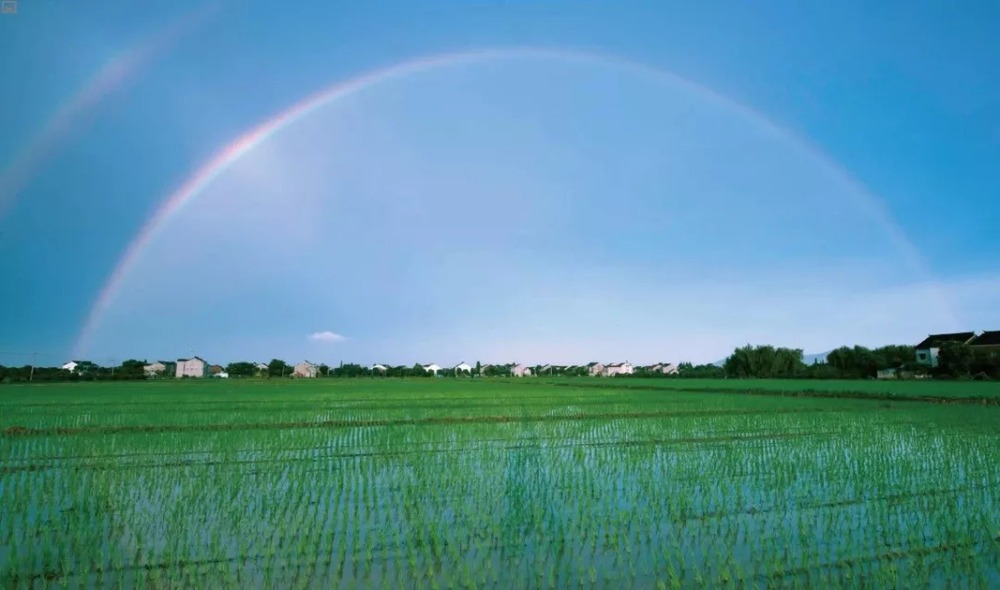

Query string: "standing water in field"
[[1, 380, 999, 588]]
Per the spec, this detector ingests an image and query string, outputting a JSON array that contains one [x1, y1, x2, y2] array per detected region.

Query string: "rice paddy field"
[[2, 378, 999, 588]]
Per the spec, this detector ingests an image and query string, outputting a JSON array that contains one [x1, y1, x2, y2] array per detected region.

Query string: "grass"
[[1, 378, 999, 588], [555, 377, 1000, 403]]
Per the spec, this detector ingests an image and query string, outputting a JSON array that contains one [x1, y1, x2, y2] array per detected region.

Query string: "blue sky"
[[1, 1, 998, 367]]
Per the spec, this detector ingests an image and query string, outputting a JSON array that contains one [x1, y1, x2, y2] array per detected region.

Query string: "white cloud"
[[308, 331, 346, 343]]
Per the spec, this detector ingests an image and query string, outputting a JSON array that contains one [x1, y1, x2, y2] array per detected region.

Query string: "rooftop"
[[915, 332, 975, 349], [970, 330, 1000, 347]]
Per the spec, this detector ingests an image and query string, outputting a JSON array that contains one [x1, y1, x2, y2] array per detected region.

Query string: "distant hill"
[[712, 350, 832, 367]]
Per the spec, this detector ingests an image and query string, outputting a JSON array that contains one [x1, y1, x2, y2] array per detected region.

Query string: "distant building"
[[61, 361, 79, 373], [969, 331, 1000, 355], [422, 363, 442, 375], [876, 368, 898, 380], [453, 362, 472, 374], [372, 363, 388, 373], [645, 363, 679, 375], [603, 362, 634, 377], [587, 362, 605, 377], [209, 364, 225, 376], [143, 361, 167, 377], [915, 332, 975, 367], [293, 361, 319, 378], [254, 362, 269, 376], [176, 357, 208, 378], [511, 363, 532, 377]]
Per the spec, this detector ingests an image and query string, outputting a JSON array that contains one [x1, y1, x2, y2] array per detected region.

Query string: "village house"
[[61, 361, 79, 373], [293, 361, 319, 378], [603, 362, 634, 377], [538, 364, 566, 376], [453, 361, 472, 374], [175, 357, 208, 378], [587, 362, 605, 377], [372, 363, 388, 373], [422, 363, 441, 375], [511, 363, 532, 377], [915, 332, 975, 367], [143, 361, 166, 377], [254, 362, 268, 376], [969, 331, 1000, 355], [876, 368, 898, 380], [645, 363, 679, 375]]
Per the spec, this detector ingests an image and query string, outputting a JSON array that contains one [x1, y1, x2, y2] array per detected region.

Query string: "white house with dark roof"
[[587, 362, 605, 377], [511, 363, 532, 377], [645, 363, 679, 375], [453, 362, 472, 374], [969, 331, 1000, 355], [422, 363, 441, 375], [915, 332, 975, 367], [603, 362, 634, 377], [372, 363, 388, 373]]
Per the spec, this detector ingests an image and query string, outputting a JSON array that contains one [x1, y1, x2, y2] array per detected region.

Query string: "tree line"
[[3, 343, 998, 384], [712, 342, 998, 380]]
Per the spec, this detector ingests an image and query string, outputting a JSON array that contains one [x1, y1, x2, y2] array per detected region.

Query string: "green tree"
[[938, 342, 974, 378], [268, 359, 288, 378], [872, 345, 916, 370], [331, 363, 368, 377], [971, 351, 1000, 379], [724, 345, 804, 378], [827, 345, 880, 378], [226, 362, 257, 377], [676, 362, 725, 378], [118, 359, 147, 379]]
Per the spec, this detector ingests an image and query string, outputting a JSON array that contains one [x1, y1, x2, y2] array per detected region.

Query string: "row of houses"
[[61, 357, 681, 379], [56, 332, 998, 381], [914, 331, 1000, 367], [369, 361, 679, 377], [60, 358, 323, 379]]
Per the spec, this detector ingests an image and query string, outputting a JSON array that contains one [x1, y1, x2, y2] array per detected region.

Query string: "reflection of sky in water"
[[4, 392, 999, 587]]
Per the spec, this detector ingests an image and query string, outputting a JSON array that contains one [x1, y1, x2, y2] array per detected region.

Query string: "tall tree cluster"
[[723, 345, 805, 379]]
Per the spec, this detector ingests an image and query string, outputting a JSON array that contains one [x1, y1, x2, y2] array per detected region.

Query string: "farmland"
[[565, 377, 1000, 403], [2, 379, 999, 588]]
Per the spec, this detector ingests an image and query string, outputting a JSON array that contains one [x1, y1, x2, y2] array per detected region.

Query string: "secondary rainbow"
[[72, 47, 953, 356], [0, 3, 219, 221]]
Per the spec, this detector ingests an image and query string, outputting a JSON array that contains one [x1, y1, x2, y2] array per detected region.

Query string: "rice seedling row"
[[1, 379, 998, 588]]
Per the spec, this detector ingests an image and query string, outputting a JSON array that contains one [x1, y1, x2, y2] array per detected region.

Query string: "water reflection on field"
[[1, 381, 998, 588]]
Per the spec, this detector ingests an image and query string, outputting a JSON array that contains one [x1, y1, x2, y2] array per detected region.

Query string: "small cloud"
[[309, 331, 346, 343]]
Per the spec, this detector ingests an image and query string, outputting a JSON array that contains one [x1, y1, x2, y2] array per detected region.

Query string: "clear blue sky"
[[1, 1, 998, 367]]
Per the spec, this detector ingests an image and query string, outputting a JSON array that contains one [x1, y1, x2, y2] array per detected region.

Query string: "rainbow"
[[71, 47, 954, 357], [0, 2, 219, 220]]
